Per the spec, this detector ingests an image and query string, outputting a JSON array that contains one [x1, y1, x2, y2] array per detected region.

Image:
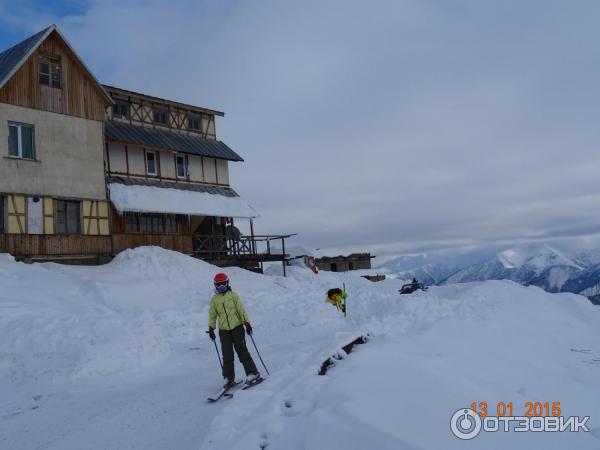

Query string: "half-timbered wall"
[[0, 192, 109, 236], [105, 143, 231, 186], [203, 157, 217, 184], [105, 88, 217, 139], [0, 31, 107, 121], [128, 147, 146, 175], [215, 159, 229, 185], [188, 156, 204, 182], [106, 143, 127, 173]]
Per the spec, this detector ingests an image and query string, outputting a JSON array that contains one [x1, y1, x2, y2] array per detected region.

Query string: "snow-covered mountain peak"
[[497, 248, 526, 269], [521, 244, 582, 273]]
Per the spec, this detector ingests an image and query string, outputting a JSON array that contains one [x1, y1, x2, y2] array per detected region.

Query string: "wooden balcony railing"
[[192, 233, 296, 274]]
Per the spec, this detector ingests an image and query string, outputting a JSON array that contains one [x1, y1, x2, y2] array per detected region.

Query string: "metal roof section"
[[0, 26, 53, 89], [103, 84, 225, 117], [108, 176, 240, 197], [105, 120, 244, 161], [0, 24, 113, 105]]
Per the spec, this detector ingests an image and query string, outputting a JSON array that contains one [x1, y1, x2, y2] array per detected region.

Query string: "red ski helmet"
[[214, 273, 229, 284]]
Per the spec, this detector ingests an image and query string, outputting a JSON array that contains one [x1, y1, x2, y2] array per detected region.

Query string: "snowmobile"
[[399, 282, 428, 295]]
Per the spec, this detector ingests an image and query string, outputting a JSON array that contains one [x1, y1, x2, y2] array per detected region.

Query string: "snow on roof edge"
[[108, 183, 259, 219]]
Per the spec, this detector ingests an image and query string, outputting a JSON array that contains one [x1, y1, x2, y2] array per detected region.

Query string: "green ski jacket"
[[208, 290, 250, 331]]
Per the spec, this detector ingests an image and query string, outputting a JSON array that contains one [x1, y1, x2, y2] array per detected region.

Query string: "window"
[[0, 195, 4, 233], [56, 200, 81, 234], [330, 263, 338, 272], [8, 122, 35, 159], [146, 151, 157, 176], [176, 154, 187, 178], [125, 212, 139, 232], [112, 101, 129, 119], [188, 114, 201, 130], [125, 213, 175, 234], [140, 213, 163, 233], [153, 108, 168, 125], [165, 214, 177, 233], [39, 55, 61, 88]]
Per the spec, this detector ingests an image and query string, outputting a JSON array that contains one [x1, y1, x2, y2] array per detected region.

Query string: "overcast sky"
[[1, 0, 600, 255]]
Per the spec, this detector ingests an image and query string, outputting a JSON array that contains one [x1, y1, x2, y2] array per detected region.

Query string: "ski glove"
[[207, 329, 216, 341], [245, 323, 253, 336]]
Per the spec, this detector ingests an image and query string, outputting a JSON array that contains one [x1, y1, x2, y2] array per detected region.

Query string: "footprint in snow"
[[281, 399, 298, 417]]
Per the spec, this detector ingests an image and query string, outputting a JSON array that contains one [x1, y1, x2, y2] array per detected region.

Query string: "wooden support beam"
[[282, 236, 287, 277]]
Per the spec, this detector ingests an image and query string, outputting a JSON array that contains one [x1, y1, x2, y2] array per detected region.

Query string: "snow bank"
[[2, 246, 599, 450], [202, 281, 600, 450], [0, 246, 378, 385], [108, 182, 259, 218]]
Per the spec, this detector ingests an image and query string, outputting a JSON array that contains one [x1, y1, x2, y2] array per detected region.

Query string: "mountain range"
[[374, 244, 600, 304]]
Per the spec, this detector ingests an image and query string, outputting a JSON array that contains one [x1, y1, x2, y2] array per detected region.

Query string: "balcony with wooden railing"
[[192, 233, 296, 274]]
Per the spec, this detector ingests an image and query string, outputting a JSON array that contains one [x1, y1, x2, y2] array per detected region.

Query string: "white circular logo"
[[450, 408, 482, 440]]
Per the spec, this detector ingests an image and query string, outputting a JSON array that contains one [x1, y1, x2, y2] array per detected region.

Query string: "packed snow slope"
[[1, 247, 600, 450]]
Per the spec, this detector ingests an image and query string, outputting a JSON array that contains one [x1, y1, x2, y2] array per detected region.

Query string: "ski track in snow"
[[1, 247, 600, 450]]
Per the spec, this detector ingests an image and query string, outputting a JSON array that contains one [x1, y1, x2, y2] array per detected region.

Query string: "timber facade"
[[316, 253, 375, 272], [0, 25, 291, 271]]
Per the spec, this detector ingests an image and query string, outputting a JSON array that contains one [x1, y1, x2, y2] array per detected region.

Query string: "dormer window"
[[153, 108, 168, 125], [39, 55, 61, 88], [188, 114, 201, 131], [112, 101, 129, 119]]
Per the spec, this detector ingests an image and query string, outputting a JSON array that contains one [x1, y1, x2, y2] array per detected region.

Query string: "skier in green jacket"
[[208, 272, 260, 388]]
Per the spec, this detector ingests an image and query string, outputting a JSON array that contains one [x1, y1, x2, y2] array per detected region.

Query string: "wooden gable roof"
[[0, 25, 112, 121]]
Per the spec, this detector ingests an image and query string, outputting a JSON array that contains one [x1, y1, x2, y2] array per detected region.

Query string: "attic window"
[[153, 108, 168, 125], [39, 55, 61, 88], [188, 114, 201, 131], [112, 101, 129, 119]]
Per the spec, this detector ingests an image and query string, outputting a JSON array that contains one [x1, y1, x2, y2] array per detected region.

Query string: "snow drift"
[[1, 247, 599, 450]]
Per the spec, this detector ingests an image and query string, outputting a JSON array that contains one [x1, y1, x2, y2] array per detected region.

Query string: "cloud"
[[2, 0, 600, 255]]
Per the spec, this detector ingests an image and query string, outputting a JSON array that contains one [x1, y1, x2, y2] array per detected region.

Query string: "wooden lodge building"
[[315, 253, 375, 272], [0, 25, 291, 271]]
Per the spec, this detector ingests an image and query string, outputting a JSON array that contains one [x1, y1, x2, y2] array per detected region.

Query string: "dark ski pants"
[[219, 325, 258, 381]]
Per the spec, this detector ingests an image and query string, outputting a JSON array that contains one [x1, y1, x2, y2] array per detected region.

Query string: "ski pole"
[[343, 283, 347, 318], [249, 333, 270, 376], [207, 332, 223, 370]]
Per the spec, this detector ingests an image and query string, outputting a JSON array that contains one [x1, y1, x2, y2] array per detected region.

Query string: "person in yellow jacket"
[[326, 288, 347, 314], [208, 272, 260, 388]]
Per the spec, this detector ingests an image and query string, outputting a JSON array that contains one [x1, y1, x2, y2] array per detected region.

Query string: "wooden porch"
[[192, 233, 295, 274]]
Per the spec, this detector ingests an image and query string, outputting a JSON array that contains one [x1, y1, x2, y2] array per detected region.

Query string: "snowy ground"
[[1, 247, 599, 449]]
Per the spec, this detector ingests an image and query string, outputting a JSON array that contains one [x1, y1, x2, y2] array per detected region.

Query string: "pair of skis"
[[206, 377, 264, 403]]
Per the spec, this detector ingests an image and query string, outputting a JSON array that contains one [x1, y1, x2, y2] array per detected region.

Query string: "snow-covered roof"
[[108, 182, 259, 219]]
